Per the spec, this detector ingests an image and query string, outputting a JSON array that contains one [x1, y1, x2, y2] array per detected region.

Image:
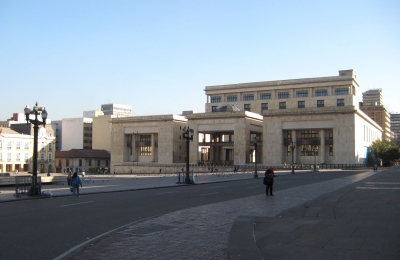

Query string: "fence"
[[15, 176, 42, 197]]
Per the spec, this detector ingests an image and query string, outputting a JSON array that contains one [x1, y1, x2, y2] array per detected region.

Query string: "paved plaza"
[[2, 168, 399, 260]]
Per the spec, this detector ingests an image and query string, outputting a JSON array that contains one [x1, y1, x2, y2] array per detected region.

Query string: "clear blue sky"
[[1, 0, 399, 121]]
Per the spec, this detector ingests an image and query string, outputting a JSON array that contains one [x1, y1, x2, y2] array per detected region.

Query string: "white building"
[[101, 103, 132, 117], [61, 117, 93, 150]]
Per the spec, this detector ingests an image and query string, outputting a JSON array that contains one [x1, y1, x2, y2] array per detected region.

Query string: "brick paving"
[[60, 171, 376, 260]]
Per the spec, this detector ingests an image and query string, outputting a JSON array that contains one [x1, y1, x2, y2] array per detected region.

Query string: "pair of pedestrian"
[[264, 167, 276, 196], [70, 172, 83, 197]]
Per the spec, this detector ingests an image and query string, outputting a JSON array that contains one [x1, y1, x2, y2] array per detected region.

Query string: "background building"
[[101, 103, 132, 116], [359, 89, 391, 140], [55, 149, 110, 173], [391, 113, 400, 146], [61, 117, 93, 150]]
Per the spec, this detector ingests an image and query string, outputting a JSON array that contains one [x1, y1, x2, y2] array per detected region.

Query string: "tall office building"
[[362, 89, 383, 106], [101, 103, 132, 117], [360, 89, 391, 140], [391, 113, 400, 146]]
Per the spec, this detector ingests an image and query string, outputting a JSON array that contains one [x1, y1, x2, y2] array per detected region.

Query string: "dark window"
[[279, 102, 286, 109], [227, 95, 237, 102], [260, 93, 271, 100], [278, 92, 289, 99], [66, 159, 69, 166], [317, 100, 324, 107], [298, 101, 305, 108], [244, 104, 251, 111], [337, 99, 345, 106], [329, 145, 333, 156], [296, 90, 308, 98], [243, 94, 254, 101], [261, 103, 268, 111], [89, 159, 92, 166], [315, 89, 328, 96], [210, 96, 221, 103], [79, 159, 82, 166], [335, 88, 349, 95], [212, 106, 218, 112]]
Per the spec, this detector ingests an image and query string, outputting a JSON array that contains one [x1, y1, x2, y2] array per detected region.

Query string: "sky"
[[1, 0, 399, 121]]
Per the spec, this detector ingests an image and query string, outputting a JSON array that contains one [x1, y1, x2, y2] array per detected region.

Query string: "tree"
[[369, 140, 400, 166]]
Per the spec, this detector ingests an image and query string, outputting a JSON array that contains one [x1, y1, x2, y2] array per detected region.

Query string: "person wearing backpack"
[[71, 172, 83, 197]]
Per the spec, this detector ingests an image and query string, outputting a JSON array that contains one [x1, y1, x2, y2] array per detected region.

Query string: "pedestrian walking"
[[264, 167, 276, 196], [71, 172, 83, 197], [67, 171, 72, 186], [374, 163, 378, 172]]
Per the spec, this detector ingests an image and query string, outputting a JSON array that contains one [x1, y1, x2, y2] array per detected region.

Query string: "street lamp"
[[252, 136, 260, 179], [290, 141, 296, 174], [182, 126, 194, 184], [24, 102, 48, 195], [312, 145, 318, 172]]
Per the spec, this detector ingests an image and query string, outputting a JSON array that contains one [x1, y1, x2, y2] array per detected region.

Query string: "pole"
[[32, 113, 39, 195], [185, 138, 190, 184], [254, 142, 258, 178], [314, 149, 317, 172], [291, 146, 294, 174]]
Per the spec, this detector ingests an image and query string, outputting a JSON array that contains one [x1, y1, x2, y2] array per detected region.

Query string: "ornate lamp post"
[[312, 145, 319, 172], [182, 126, 194, 184], [290, 141, 296, 174], [252, 136, 260, 179], [24, 102, 48, 195]]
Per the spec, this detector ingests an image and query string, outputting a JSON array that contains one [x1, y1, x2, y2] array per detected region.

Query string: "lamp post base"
[[253, 173, 258, 179]]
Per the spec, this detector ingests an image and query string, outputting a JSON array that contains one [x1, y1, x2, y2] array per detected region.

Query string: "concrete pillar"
[[151, 134, 155, 162], [320, 129, 325, 164], [292, 130, 297, 165]]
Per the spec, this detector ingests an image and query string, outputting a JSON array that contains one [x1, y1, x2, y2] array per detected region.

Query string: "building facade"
[[391, 113, 400, 146], [55, 149, 110, 173], [110, 70, 382, 173], [0, 126, 56, 173], [61, 117, 93, 150]]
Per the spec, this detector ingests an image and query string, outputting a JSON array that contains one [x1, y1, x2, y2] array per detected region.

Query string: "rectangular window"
[[210, 96, 221, 103], [243, 94, 254, 101], [317, 100, 324, 107], [244, 104, 251, 111], [24, 153, 29, 162], [89, 159, 92, 166], [16, 153, 21, 162], [227, 95, 237, 102], [212, 106, 218, 112], [41, 153, 45, 161], [48, 154, 52, 162], [315, 89, 328, 96], [287, 145, 291, 156], [261, 103, 268, 111], [7, 142, 12, 149], [25, 142, 29, 150], [0, 141, 2, 149], [98, 160, 101, 166], [79, 159, 82, 166], [337, 99, 345, 106], [278, 92, 289, 99], [66, 159, 69, 166], [296, 90, 308, 98], [335, 88, 349, 95], [140, 146, 152, 156], [329, 145, 333, 156], [298, 101, 305, 108], [7, 153, 11, 162], [260, 93, 271, 100], [279, 102, 286, 109], [48, 143, 52, 151], [16, 142, 21, 150]]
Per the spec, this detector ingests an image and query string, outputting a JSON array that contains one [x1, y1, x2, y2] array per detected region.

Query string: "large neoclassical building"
[[111, 70, 382, 173]]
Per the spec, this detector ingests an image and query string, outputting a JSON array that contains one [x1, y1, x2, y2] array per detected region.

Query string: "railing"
[[15, 176, 42, 197]]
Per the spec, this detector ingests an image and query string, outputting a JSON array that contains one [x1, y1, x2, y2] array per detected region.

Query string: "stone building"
[[111, 69, 382, 173]]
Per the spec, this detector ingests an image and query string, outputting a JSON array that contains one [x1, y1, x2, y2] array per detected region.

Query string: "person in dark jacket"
[[265, 167, 275, 196], [71, 172, 83, 197]]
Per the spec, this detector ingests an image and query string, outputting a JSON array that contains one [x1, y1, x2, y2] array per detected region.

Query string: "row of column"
[[291, 129, 326, 164]]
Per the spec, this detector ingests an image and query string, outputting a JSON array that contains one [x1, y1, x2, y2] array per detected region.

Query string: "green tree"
[[370, 140, 400, 166]]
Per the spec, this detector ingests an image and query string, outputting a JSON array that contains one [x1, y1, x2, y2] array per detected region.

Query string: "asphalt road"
[[0, 170, 366, 260]]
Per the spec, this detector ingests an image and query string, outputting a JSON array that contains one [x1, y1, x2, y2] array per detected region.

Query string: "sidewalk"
[[228, 167, 400, 259], [0, 171, 272, 202]]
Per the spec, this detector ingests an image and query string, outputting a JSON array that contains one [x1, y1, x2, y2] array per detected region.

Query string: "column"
[[292, 130, 297, 165], [320, 129, 325, 164], [151, 133, 155, 162]]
